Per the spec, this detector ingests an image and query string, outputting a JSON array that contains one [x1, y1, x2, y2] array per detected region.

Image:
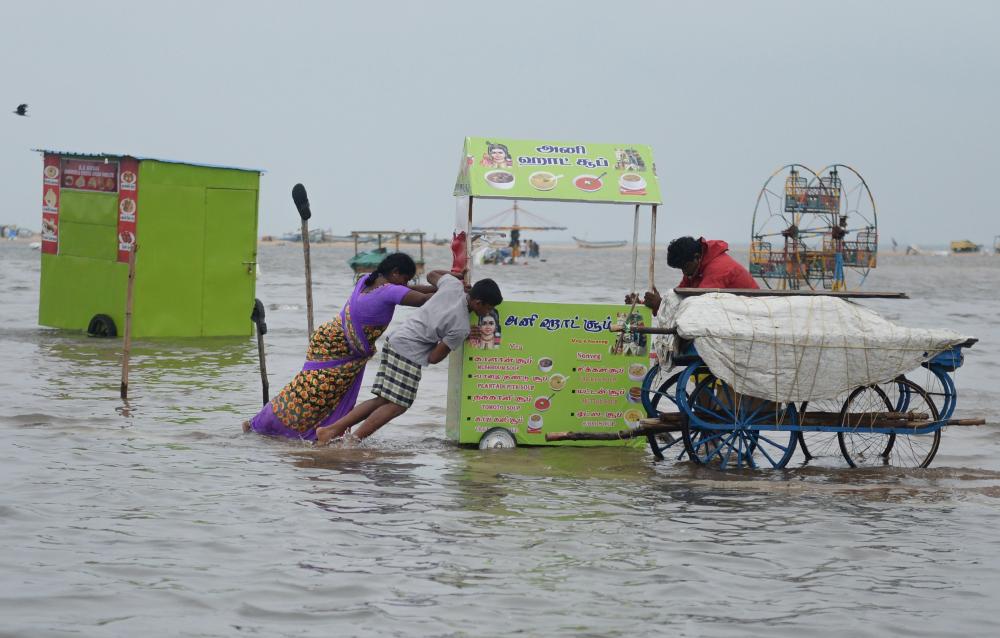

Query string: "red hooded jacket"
[[679, 238, 758, 289]]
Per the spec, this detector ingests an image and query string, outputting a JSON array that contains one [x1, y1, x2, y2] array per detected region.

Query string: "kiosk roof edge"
[[32, 149, 265, 174]]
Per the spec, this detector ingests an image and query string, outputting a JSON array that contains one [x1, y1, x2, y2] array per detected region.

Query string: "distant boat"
[[573, 236, 627, 249], [950, 240, 982, 254]]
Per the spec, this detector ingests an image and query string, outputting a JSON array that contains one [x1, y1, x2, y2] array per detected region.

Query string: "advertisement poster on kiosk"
[[449, 301, 653, 447]]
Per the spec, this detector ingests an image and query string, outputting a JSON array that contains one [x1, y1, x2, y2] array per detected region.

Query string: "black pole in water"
[[251, 298, 269, 406], [291, 183, 314, 337]]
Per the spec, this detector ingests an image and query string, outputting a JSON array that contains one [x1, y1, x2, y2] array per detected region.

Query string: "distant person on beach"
[[315, 276, 503, 445], [242, 253, 441, 441], [626, 236, 758, 313]]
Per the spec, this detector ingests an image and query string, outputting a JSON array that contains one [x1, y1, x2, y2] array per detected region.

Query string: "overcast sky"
[[2, 0, 997, 246]]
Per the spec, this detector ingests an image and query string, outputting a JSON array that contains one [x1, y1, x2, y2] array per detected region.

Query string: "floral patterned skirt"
[[263, 317, 385, 434]]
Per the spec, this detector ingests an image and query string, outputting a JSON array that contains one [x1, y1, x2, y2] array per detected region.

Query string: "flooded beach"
[[2, 242, 1000, 637]]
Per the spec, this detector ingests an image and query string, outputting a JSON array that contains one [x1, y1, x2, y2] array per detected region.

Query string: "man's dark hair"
[[666, 236, 702, 269], [470, 278, 503, 306], [365, 252, 416, 285]]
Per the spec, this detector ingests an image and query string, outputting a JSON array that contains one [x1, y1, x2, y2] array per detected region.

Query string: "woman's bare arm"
[[400, 290, 433, 307]]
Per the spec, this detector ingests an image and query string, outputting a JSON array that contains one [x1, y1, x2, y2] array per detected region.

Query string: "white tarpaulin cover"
[[653, 291, 972, 403]]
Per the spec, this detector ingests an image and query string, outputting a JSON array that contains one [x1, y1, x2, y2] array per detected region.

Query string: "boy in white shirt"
[[315, 273, 503, 445]]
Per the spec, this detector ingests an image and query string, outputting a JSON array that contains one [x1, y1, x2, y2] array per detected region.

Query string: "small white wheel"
[[478, 427, 517, 450]]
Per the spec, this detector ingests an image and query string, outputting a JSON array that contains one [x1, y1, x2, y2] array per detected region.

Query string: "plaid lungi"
[[372, 342, 422, 408]]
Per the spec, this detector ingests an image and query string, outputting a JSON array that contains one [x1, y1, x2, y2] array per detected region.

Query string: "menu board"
[[41, 154, 61, 254], [456, 301, 653, 446], [116, 158, 139, 263], [454, 136, 662, 205], [60, 158, 118, 192]]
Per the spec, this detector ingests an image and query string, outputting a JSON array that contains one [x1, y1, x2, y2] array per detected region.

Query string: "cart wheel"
[[640, 365, 688, 460], [87, 314, 117, 338], [798, 396, 851, 467], [838, 379, 941, 468], [479, 427, 516, 450], [682, 373, 798, 469]]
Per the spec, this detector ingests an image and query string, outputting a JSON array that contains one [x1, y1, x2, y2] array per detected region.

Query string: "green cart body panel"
[[37, 153, 262, 337]]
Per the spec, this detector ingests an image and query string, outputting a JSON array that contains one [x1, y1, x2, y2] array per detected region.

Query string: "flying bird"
[[13, 104, 28, 116]]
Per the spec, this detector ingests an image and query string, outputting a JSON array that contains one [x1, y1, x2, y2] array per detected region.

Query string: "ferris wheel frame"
[[750, 163, 878, 291]]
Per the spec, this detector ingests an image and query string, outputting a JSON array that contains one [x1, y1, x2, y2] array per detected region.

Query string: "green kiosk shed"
[[37, 150, 263, 337]]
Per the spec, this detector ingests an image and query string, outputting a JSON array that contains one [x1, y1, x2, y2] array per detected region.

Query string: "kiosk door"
[[202, 188, 258, 336]]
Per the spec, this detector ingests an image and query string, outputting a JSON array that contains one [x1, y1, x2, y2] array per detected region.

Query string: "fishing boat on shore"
[[950, 239, 981, 254], [573, 236, 627, 249], [347, 230, 425, 278]]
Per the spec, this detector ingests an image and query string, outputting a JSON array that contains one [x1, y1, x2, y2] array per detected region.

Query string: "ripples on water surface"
[[2, 244, 1000, 637]]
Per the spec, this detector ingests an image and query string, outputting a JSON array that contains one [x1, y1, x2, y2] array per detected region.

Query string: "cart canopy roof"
[[454, 137, 661, 205]]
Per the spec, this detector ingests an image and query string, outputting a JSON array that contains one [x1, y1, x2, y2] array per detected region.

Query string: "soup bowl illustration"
[[619, 173, 646, 191], [623, 409, 644, 428], [484, 170, 515, 190], [527, 413, 543, 433], [627, 363, 647, 381]]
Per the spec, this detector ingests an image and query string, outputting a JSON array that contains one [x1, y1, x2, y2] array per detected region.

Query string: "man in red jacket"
[[627, 236, 758, 314]]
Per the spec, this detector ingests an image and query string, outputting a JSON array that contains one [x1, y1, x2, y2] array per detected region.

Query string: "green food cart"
[[36, 150, 262, 337], [446, 137, 663, 448]]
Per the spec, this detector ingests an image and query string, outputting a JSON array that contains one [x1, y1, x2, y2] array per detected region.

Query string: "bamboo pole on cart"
[[648, 205, 657, 293], [120, 245, 138, 400], [630, 205, 640, 296], [465, 197, 474, 285]]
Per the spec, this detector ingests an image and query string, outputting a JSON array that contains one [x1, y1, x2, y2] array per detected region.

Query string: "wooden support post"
[[630, 204, 640, 296], [301, 218, 314, 336], [466, 197, 474, 285], [120, 245, 138, 400], [649, 204, 657, 293], [251, 298, 269, 406]]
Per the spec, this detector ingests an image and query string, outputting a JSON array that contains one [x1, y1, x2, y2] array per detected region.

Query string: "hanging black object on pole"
[[251, 298, 269, 406], [292, 183, 315, 336]]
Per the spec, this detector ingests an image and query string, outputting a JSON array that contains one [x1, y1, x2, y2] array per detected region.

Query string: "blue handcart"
[[639, 337, 980, 469]]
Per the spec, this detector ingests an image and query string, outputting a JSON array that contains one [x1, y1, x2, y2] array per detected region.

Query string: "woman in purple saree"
[[243, 253, 435, 441]]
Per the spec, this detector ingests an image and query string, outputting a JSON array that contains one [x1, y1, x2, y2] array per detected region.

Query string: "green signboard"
[[447, 300, 654, 447], [454, 137, 662, 205]]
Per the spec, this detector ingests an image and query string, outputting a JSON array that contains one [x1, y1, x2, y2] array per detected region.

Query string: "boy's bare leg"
[[353, 402, 408, 440], [315, 398, 385, 446]]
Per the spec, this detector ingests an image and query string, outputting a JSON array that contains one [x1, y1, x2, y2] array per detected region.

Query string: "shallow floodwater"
[[2, 243, 1000, 637]]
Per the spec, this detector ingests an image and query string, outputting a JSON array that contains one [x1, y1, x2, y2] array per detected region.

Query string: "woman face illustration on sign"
[[481, 142, 513, 168], [474, 310, 501, 349]]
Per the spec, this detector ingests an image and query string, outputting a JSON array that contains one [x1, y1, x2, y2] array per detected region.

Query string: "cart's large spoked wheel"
[[797, 395, 851, 467], [838, 379, 941, 468], [682, 374, 798, 469], [903, 368, 955, 423], [640, 365, 688, 460]]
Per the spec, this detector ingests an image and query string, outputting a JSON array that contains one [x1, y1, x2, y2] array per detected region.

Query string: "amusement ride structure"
[[750, 164, 878, 290]]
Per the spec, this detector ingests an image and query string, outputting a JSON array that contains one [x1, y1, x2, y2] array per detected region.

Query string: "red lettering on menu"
[[576, 352, 601, 361]]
